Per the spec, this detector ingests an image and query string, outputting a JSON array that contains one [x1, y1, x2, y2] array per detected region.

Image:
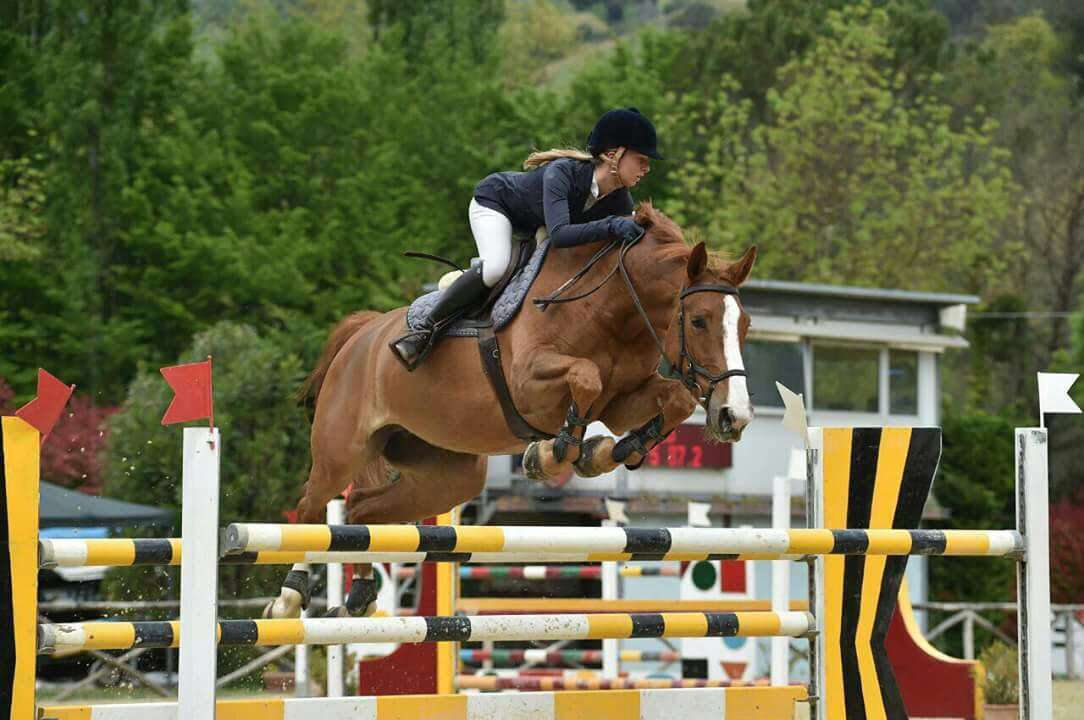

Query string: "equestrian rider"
[[390, 106, 662, 370]]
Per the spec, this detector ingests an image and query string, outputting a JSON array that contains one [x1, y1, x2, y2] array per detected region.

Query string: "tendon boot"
[[390, 265, 488, 370]]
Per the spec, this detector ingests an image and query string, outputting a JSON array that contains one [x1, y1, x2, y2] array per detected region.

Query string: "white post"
[[295, 570, 310, 698], [771, 475, 790, 686], [601, 560, 620, 679], [178, 427, 221, 719], [1017, 428, 1053, 720], [326, 499, 345, 697]]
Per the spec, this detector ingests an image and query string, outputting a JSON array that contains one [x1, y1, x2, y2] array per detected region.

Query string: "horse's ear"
[[728, 245, 757, 286], [687, 241, 708, 281]]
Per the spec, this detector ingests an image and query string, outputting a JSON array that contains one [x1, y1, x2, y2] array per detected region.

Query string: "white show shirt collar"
[[584, 172, 601, 211]]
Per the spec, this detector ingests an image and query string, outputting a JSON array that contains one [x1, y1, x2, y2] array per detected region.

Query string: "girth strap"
[[477, 326, 553, 442]]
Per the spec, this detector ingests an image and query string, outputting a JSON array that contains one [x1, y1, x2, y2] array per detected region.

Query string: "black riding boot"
[[390, 266, 488, 371]]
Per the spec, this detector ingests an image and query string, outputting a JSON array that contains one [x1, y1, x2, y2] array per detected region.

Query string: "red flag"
[[160, 357, 214, 426], [15, 368, 75, 439]]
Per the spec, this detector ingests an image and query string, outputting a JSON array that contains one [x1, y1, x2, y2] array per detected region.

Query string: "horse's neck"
[[538, 238, 687, 341], [620, 244, 687, 333]]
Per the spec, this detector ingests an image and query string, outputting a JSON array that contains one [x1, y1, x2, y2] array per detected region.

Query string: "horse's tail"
[[297, 310, 382, 407]]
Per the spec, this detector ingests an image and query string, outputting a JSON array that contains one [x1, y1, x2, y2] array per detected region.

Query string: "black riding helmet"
[[586, 107, 663, 160]]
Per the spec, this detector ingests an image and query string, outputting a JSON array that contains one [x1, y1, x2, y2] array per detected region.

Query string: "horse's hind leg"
[[296, 384, 382, 523], [267, 382, 382, 619], [347, 439, 488, 524], [324, 444, 486, 618], [266, 447, 385, 620]]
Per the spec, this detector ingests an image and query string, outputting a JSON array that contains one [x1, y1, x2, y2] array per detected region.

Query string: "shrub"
[[979, 640, 1019, 705]]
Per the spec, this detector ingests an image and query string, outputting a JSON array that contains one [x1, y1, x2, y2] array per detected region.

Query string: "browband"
[[680, 283, 739, 298]]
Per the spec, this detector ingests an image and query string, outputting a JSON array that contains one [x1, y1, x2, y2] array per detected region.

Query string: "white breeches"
[[469, 198, 514, 288]]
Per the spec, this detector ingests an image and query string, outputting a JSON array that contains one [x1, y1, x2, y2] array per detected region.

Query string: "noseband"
[[658, 284, 748, 408]]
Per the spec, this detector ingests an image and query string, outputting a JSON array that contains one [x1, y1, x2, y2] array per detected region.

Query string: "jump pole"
[[770, 474, 790, 687], [1, 417, 39, 720], [326, 498, 346, 697], [178, 426, 221, 719], [1017, 428, 1053, 719]]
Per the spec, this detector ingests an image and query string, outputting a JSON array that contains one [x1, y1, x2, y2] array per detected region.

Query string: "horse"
[[265, 202, 757, 618]]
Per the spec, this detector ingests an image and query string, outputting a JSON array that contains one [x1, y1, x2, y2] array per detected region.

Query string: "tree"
[[951, 16, 1084, 356], [103, 322, 312, 602], [367, 0, 504, 65], [929, 413, 1019, 606], [0, 149, 44, 262], [661, 0, 951, 117], [667, 4, 1018, 293], [0, 0, 199, 399]]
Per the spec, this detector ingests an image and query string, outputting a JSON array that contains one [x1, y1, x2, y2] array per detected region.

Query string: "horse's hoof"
[[573, 436, 615, 478], [523, 441, 548, 483], [262, 594, 303, 619], [325, 605, 351, 618], [345, 577, 380, 616]]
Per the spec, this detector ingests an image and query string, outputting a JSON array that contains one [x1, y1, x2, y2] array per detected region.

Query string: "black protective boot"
[[390, 266, 488, 370]]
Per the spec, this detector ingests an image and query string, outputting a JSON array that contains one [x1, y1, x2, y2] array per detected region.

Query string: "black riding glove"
[[609, 216, 643, 243]]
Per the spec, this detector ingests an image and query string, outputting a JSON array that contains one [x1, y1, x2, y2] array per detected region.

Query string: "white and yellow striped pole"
[[38, 611, 817, 654]]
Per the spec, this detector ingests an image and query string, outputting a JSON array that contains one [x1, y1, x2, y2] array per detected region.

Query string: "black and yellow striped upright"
[[817, 426, 942, 720], [1, 417, 38, 720]]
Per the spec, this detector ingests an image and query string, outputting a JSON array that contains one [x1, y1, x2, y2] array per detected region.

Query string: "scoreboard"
[[645, 423, 732, 469]]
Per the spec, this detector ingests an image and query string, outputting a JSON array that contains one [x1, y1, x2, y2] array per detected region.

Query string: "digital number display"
[[645, 424, 732, 469]]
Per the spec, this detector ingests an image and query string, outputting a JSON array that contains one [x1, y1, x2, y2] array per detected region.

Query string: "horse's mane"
[[634, 201, 733, 271]]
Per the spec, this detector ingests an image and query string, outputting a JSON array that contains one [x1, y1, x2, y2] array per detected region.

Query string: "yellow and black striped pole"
[[1, 417, 38, 720], [37, 611, 816, 654]]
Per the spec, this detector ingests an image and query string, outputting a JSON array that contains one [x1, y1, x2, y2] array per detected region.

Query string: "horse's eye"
[[691, 317, 707, 330]]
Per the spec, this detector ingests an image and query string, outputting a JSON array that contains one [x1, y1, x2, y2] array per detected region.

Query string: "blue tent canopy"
[[39, 481, 174, 529]]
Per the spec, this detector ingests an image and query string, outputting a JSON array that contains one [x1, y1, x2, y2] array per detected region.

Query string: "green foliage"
[[0, 148, 44, 262], [368, 0, 504, 65], [670, 4, 1019, 291], [667, 0, 949, 116], [102, 321, 311, 601], [928, 413, 1018, 604], [979, 640, 1019, 704], [499, 0, 582, 87], [947, 14, 1084, 417]]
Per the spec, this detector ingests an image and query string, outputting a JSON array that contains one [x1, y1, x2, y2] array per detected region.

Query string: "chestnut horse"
[[267, 203, 756, 617]]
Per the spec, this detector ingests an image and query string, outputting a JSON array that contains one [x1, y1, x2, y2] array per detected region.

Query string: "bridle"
[[534, 229, 748, 412], [657, 283, 748, 409]]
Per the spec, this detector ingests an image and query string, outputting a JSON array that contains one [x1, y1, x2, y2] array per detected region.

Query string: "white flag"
[[1038, 373, 1082, 426], [776, 382, 809, 447], [604, 498, 629, 526], [687, 501, 712, 528]]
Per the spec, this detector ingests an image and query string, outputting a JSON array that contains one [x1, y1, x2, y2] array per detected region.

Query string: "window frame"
[[808, 341, 922, 420]]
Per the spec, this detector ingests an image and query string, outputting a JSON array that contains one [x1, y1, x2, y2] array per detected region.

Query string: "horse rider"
[[390, 106, 662, 370]]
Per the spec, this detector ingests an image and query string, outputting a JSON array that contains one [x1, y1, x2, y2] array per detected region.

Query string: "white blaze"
[[722, 295, 752, 424]]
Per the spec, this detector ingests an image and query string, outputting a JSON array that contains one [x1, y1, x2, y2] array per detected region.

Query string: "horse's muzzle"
[[709, 404, 750, 443]]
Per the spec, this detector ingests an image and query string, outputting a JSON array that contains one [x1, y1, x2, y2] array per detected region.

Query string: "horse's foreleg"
[[521, 356, 603, 485], [574, 376, 696, 477]]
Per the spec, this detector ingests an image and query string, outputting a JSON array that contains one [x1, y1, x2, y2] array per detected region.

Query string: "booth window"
[[889, 350, 919, 415], [744, 340, 804, 408], [813, 345, 879, 412]]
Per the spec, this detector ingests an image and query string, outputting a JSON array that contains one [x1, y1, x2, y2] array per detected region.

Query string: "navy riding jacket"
[[473, 158, 634, 248]]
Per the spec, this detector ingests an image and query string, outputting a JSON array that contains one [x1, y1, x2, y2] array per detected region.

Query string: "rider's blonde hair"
[[523, 148, 599, 169]]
